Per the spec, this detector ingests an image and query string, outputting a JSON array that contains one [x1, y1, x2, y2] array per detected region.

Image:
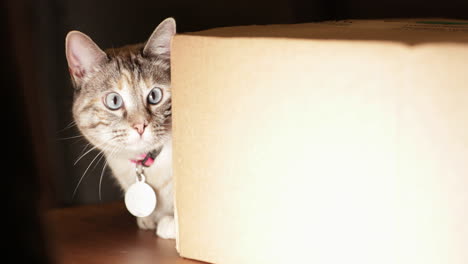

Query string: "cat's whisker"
[[105, 144, 120, 159], [59, 130, 115, 142], [72, 149, 106, 199], [56, 134, 85, 141], [57, 130, 116, 142], [74, 145, 98, 165], [79, 143, 91, 156], [93, 146, 109, 170], [98, 144, 121, 201], [73, 140, 111, 166], [98, 160, 108, 202], [56, 121, 77, 134], [74, 134, 122, 167]]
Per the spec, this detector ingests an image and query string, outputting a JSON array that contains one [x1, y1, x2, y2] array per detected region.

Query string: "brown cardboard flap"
[[186, 19, 468, 44]]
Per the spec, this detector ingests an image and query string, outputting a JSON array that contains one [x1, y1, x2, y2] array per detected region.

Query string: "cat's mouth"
[[125, 136, 152, 151]]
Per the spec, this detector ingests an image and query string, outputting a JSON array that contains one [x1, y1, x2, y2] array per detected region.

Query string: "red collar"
[[130, 147, 163, 167]]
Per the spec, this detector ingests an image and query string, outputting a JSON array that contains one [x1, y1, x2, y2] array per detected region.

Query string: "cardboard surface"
[[172, 20, 468, 264]]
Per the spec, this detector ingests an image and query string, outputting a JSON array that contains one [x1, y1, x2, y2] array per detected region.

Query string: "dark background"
[[7, 0, 468, 209], [4, 0, 468, 262]]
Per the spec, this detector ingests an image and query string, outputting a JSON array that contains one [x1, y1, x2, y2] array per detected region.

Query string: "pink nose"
[[133, 122, 148, 135]]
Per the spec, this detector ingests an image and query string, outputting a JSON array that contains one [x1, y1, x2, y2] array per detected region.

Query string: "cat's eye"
[[147, 87, 163, 105], [104, 92, 123, 110]]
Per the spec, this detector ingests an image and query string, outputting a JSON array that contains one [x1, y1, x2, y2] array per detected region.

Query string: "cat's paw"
[[137, 216, 157, 230], [156, 215, 176, 239]]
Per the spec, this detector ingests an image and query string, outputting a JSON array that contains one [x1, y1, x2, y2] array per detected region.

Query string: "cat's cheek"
[[87, 136, 108, 150]]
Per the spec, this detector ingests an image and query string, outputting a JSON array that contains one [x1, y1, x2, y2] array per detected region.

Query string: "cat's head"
[[65, 18, 175, 159]]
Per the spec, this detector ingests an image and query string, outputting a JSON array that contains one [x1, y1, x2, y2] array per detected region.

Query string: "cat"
[[65, 18, 176, 239]]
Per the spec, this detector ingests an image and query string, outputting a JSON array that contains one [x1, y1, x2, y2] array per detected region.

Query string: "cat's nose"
[[133, 122, 148, 135]]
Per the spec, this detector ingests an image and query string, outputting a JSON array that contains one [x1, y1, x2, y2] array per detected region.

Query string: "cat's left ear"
[[143, 17, 176, 59]]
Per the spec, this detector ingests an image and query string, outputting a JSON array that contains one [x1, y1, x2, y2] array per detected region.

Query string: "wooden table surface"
[[45, 202, 205, 264]]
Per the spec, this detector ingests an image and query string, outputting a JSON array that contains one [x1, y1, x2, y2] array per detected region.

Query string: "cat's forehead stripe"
[[117, 69, 143, 95], [117, 77, 124, 91], [121, 69, 133, 86]]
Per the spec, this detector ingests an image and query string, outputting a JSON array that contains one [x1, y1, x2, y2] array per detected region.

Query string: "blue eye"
[[104, 92, 123, 110], [147, 87, 162, 105]]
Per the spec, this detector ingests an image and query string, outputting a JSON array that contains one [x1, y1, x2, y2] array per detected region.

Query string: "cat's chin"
[[105, 147, 149, 160], [107, 142, 163, 160], [125, 146, 152, 156]]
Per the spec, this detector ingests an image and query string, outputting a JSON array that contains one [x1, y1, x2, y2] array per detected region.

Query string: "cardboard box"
[[172, 20, 468, 264]]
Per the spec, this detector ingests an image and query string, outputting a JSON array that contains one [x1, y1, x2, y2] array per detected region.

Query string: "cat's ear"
[[65, 31, 107, 82], [143, 17, 176, 59]]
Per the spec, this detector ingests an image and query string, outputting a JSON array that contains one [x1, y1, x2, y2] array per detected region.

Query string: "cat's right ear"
[[65, 31, 107, 85], [143, 18, 176, 59]]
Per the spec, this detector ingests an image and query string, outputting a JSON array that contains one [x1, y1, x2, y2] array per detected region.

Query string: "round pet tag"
[[125, 181, 157, 217]]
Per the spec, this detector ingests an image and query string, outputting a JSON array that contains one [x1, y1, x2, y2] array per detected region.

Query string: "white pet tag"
[[125, 166, 157, 217]]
